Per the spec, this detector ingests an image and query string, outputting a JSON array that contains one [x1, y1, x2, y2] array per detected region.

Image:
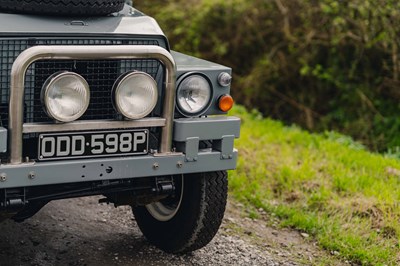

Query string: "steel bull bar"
[[8, 45, 177, 165], [0, 45, 239, 189]]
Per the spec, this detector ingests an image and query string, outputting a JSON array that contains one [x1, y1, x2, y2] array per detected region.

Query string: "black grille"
[[0, 38, 163, 127]]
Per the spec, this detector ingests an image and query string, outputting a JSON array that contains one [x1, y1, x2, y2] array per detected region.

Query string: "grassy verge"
[[229, 106, 400, 265]]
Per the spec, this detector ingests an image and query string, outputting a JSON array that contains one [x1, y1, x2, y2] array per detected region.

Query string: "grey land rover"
[[0, 0, 240, 253]]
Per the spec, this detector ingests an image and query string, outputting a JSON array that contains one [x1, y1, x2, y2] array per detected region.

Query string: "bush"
[[134, 0, 400, 152]]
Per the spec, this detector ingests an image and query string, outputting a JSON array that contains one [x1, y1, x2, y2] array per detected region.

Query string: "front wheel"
[[133, 171, 228, 253]]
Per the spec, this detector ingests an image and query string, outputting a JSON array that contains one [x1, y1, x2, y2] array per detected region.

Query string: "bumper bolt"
[[0, 173, 6, 182], [153, 163, 159, 170], [28, 172, 35, 179], [177, 161, 183, 168]]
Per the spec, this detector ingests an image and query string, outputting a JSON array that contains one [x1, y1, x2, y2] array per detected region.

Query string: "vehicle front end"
[[0, 4, 240, 253]]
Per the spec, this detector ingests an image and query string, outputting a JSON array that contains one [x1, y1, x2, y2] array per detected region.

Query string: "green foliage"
[[134, 0, 400, 152], [229, 105, 400, 265]]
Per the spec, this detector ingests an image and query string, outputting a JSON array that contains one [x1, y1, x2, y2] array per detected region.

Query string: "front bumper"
[[0, 116, 240, 189]]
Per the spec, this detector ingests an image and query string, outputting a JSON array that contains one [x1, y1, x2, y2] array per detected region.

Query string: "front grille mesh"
[[0, 38, 162, 127]]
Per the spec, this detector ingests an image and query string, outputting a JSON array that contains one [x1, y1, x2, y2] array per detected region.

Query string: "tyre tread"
[[178, 171, 228, 253], [0, 0, 125, 16]]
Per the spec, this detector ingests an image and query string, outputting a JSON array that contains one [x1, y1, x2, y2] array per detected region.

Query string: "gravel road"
[[0, 197, 337, 266]]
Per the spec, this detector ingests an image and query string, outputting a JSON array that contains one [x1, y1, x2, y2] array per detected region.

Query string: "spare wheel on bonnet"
[[0, 0, 125, 16]]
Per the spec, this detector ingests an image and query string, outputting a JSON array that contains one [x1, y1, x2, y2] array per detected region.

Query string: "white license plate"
[[38, 129, 148, 161]]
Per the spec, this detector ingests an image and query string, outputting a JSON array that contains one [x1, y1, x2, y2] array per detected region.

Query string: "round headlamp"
[[41, 72, 90, 123], [176, 74, 212, 116], [113, 71, 158, 120]]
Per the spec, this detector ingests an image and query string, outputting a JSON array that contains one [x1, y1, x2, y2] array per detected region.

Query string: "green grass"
[[229, 106, 400, 265]]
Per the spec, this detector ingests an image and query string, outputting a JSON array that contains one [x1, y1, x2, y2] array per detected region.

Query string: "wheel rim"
[[146, 176, 184, 222]]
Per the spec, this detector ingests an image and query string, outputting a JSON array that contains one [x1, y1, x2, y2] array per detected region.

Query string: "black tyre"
[[0, 0, 125, 16], [133, 171, 228, 253]]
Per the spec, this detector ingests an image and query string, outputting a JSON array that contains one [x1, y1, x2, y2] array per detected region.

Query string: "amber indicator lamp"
[[218, 94, 234, 112]]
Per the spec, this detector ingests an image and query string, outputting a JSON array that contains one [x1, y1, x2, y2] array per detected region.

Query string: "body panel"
[[172, 51, 232, 116], [0, 6, 163, 36]]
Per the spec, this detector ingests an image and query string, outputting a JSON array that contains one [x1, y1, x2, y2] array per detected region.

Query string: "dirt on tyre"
[[0, 0, 125, 16], [133, 171, 228, 253]]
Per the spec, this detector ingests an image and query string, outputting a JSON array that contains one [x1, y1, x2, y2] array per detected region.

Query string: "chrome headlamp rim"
[[112, 71, 158, 120], [176, 72, 213, 117], [41, 71, 90, 123]]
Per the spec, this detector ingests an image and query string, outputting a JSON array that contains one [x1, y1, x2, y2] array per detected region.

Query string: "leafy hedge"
[[134, 0, 400, 152]]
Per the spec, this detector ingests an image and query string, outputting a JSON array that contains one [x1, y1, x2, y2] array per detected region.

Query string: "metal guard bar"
[[23, 118, 166, 134], [9, 45, 176, 165]]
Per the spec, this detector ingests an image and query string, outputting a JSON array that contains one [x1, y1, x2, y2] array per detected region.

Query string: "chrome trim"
[[23, 118, 166, 134], [9, 45, 176, 164]]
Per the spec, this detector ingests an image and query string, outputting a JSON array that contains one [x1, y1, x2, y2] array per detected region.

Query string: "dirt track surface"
[[0, 197, 337, 266]]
